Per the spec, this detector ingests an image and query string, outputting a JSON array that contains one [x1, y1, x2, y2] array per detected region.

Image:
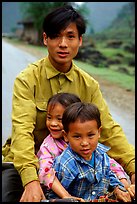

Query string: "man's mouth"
[[57, 52, 69, 57]]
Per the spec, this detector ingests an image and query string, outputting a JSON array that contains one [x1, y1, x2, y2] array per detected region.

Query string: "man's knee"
[[2, 163, 24, 202]]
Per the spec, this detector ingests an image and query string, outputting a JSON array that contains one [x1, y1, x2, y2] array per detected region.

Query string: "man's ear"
[[79, 36, 83, 47], [62, 130, 69, 143], [43, 32, 48, 46]]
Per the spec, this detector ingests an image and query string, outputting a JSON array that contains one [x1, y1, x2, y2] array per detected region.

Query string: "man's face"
[[43, 22, 82, 72]]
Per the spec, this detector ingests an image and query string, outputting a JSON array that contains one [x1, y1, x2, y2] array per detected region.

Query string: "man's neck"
[[48, 55, 72, 73]]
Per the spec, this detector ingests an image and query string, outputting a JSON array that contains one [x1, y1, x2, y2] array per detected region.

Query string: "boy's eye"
[[88, 134, 95, 138], [73, 135, 80, 139]]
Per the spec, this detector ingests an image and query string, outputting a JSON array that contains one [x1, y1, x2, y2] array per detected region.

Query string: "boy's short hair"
[[62, 102, 101, 133], [43, 5, 86, 38]]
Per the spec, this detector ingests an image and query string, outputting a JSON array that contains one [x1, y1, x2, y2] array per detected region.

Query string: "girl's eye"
[[47, 115, 51, 120], [58, 118, 62, 121]]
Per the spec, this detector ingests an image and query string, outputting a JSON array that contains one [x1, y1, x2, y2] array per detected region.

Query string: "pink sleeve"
[[109, 158, 127, 179], [37, 140, 56, 189]]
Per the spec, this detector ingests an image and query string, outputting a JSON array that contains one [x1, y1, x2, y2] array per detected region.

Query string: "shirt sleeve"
[[11, 71, 39, 187], [53, 156, 76, 189], [109, 158, 127, 179], [89, 80, 135, 176], [37, 141, 56, 189]]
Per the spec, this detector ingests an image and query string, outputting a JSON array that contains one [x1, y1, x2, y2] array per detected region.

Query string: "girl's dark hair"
[[47, 93, 81, 112], [62, 102, 101, 133], [43, 5, 86, 38]]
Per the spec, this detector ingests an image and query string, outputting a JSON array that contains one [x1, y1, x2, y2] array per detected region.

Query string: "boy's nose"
[[80, 140, 89, 146]]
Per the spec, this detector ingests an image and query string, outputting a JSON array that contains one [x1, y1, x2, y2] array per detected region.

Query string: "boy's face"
[[46, 103, 65, 139], [64, 119, 101, 161], [43, 22, 82, 72]]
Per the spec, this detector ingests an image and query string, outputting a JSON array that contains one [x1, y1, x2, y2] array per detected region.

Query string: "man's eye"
[[50, 34, 60, 39], [68, 35, 75, 39]]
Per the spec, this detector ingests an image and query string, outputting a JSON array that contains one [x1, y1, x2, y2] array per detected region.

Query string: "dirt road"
[[2, 39, 135, 146]]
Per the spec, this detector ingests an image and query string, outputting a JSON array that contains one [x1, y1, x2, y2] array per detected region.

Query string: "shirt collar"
[[68, 143, 110, 164], [45, 56, 74, 82]]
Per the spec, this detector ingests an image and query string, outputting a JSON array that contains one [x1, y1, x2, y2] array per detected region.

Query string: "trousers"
[[2, 162, 24, 202]]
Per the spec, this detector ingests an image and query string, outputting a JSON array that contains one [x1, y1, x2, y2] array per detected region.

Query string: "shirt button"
[[92, 191, 96, 195]]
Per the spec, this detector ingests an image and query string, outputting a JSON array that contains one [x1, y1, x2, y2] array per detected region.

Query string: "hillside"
[[94, 2, 135, 42], [75, 2, 135, 77], [85, 2, 128, 33]]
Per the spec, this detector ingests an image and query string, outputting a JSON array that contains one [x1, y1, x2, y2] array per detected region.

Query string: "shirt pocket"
[[35, 101, 47, 130]]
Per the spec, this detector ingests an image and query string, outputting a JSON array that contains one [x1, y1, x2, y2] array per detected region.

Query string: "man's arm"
[[11, 73, 39, 186], [90, 81, 135, 176]]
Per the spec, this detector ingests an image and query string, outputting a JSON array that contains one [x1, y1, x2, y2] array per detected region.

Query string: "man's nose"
[[59, 37, 68, 47]]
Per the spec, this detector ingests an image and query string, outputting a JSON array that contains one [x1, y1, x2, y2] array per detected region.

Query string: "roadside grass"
[[3, 37, 135, 91], [74, 60, 135, 91]]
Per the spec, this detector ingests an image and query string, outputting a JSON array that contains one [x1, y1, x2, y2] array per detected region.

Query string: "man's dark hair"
[[43, 5, 86, 38], [62, 102, 101, 133]]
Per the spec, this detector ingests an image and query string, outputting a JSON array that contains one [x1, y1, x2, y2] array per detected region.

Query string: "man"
[[2, 5, 135, 202]]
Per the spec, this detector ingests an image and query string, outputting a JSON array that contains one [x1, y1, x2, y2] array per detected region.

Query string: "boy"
[[50, 102, 134, 202]]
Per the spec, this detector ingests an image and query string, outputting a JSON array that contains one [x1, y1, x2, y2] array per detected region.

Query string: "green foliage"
[[20, 2, 89, 34], [74, 60, 135, 91], [20, 2, 68, 32]]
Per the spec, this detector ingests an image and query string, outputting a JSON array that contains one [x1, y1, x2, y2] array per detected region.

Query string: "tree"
[[20, 2, 89, 44], [20, 2, 70, 44]]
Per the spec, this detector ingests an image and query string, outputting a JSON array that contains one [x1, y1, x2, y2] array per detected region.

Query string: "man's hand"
[[113, 186, 131, 202], [20, 180, 46, 202], [130, 173, 135, 184]]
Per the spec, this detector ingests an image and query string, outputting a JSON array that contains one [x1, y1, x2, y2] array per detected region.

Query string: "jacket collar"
[[45, 56, 74, 82]]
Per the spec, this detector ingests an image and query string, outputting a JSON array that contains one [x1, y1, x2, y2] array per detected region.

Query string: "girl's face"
[[64, 119, 101, 161], [46, 103, 65, 139]]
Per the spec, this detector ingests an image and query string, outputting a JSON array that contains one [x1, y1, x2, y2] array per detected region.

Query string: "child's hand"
[[113, 186, 131, 202], [127, 184, 135, 200], [71, 196, 85, 202], [119, 178, 130, 189], [63, 194, 85, 202]]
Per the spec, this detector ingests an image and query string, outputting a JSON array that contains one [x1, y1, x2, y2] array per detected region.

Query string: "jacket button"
[[92, 191, 96, 195]]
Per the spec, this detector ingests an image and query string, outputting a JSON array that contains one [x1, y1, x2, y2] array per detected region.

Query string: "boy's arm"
[[51, 176, 85, 202], [51, 176, 71, 198]]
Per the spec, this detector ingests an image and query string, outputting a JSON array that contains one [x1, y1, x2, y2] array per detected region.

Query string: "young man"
[[2, 5, 135, 202]]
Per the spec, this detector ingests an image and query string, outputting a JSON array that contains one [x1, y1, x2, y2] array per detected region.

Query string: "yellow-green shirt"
[[2, 56, 135, 187]]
